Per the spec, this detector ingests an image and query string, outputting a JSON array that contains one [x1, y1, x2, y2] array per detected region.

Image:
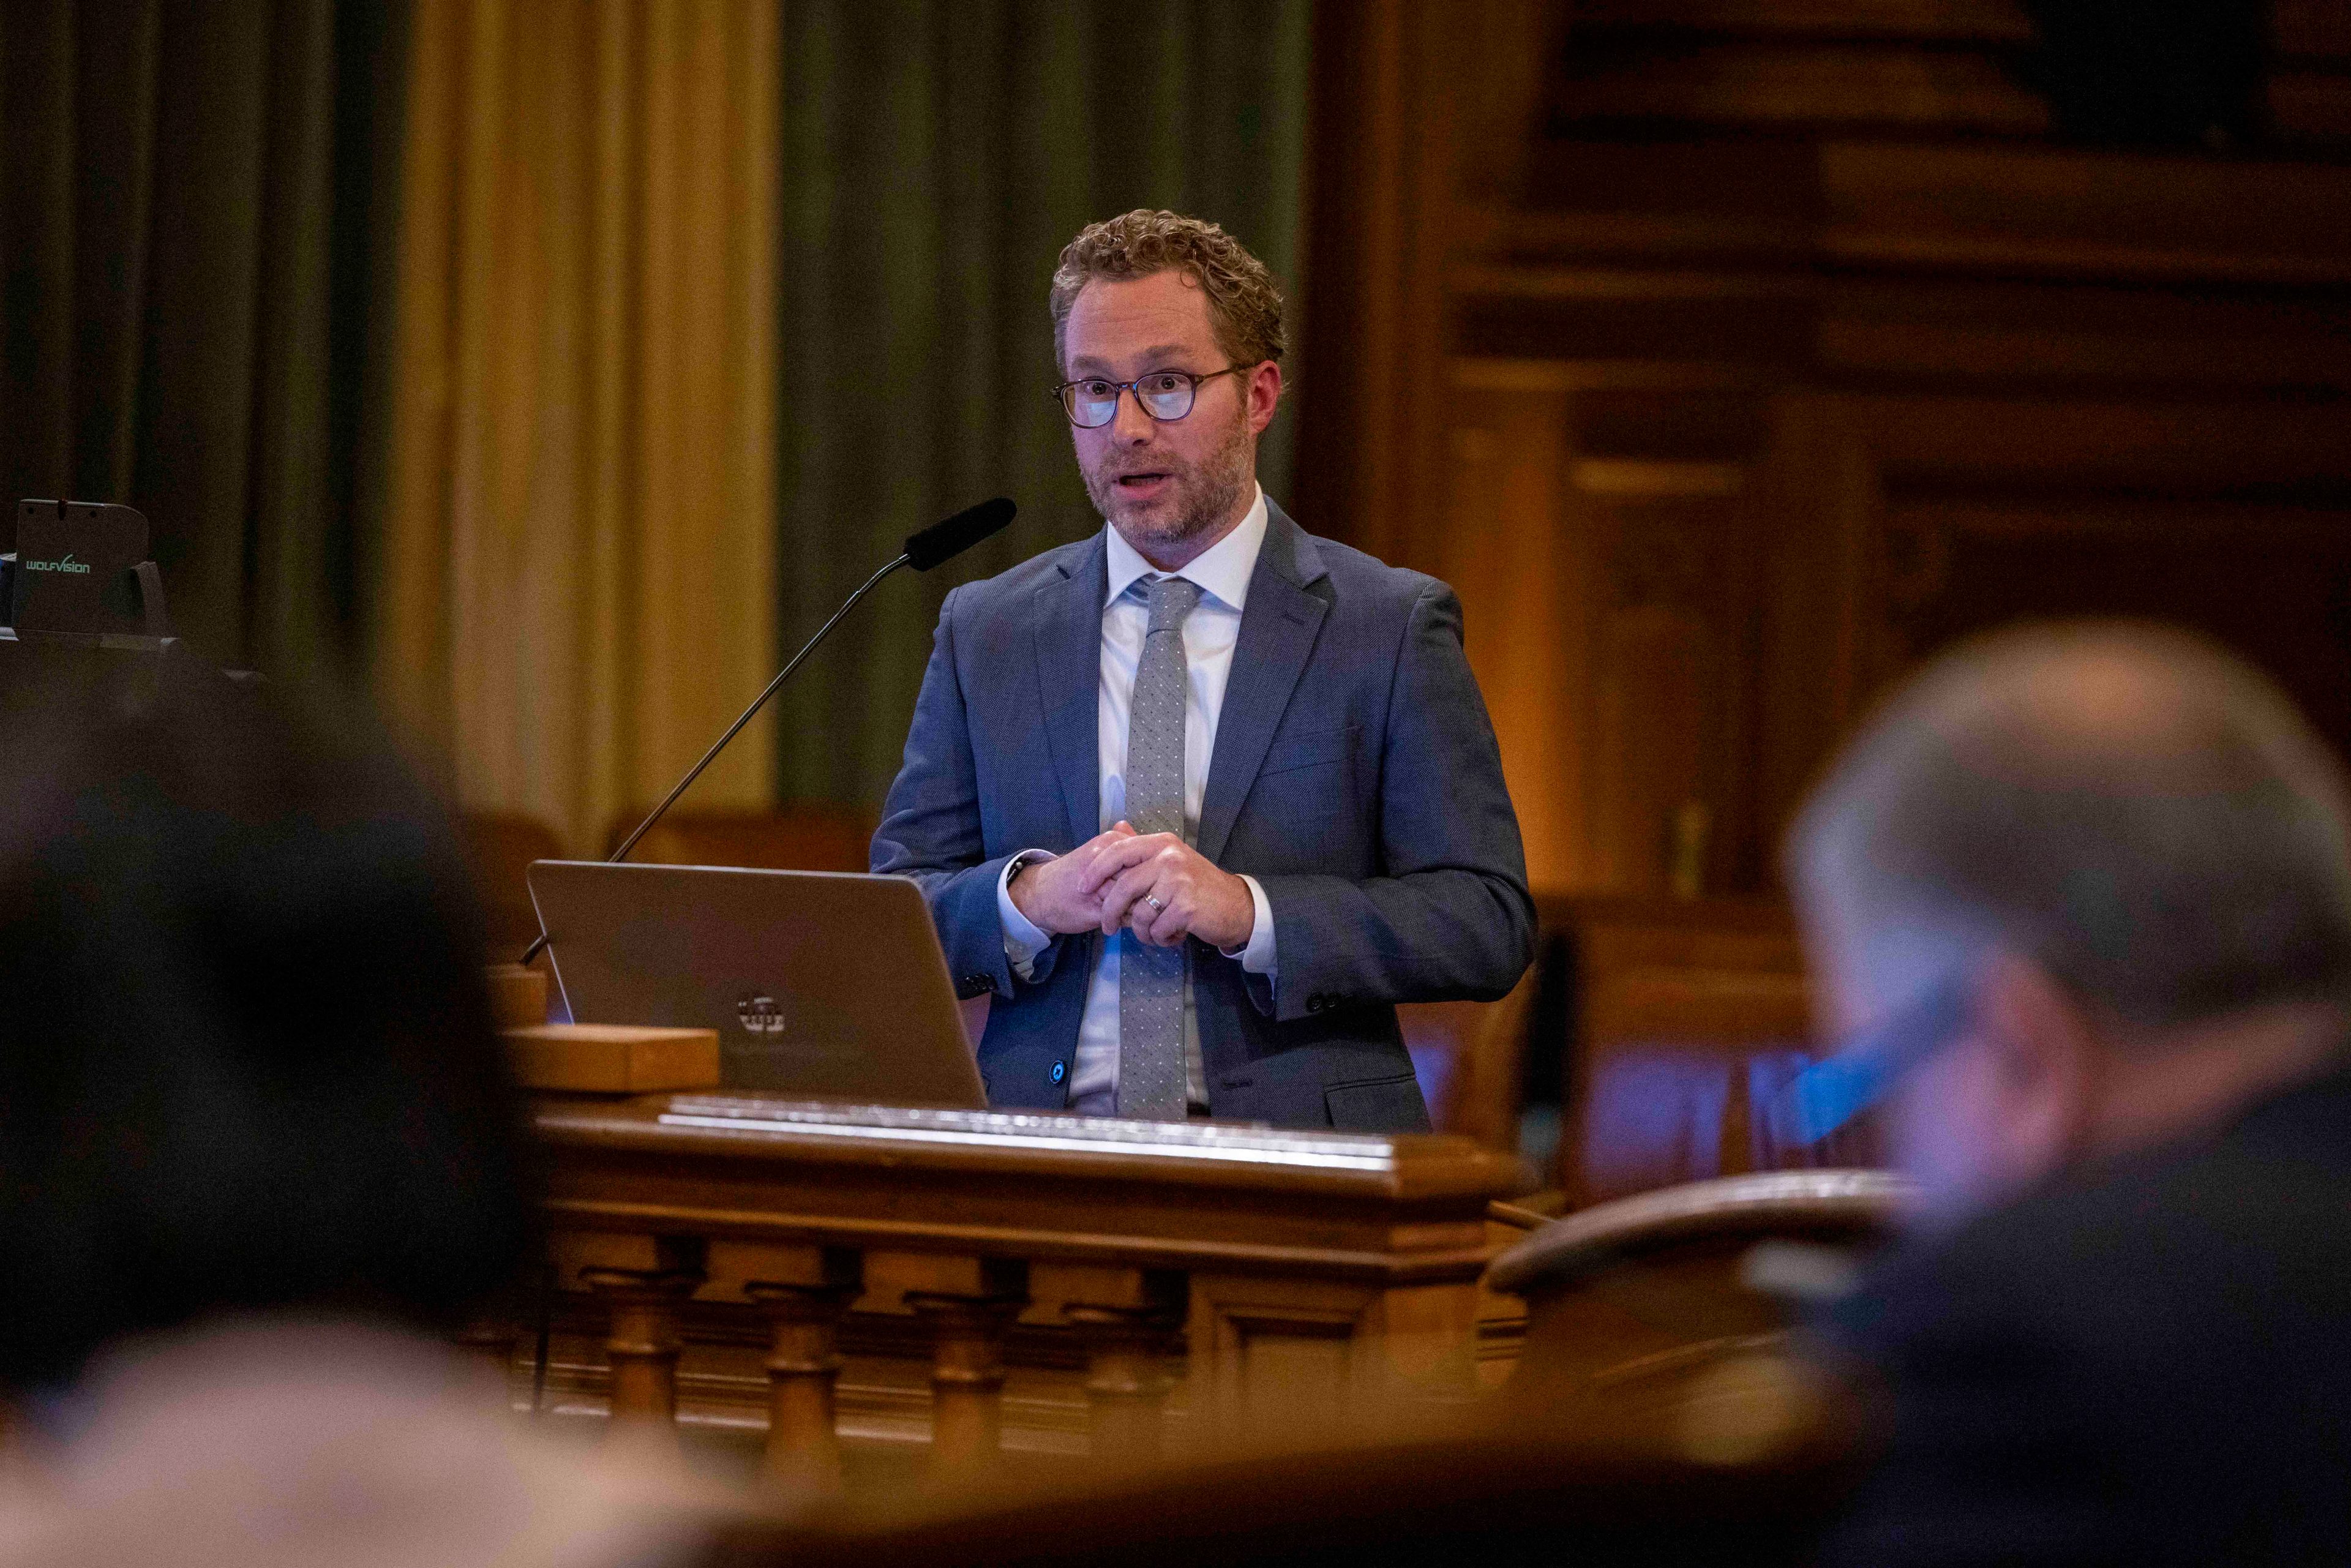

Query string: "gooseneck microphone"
[[903, 497, 1018, 571], [518, 496, 1017, 966]]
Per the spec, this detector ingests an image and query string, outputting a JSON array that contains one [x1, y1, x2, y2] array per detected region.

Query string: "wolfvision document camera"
[[1, 500, 173, 651]]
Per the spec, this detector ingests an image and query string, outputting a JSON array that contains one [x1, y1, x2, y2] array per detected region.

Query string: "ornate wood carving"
[[528, 1095, 1518, 1465]]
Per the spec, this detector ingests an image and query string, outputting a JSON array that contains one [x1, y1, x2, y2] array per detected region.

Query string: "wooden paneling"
[[1448, 369, 2351, 893], [1294, 0, 1550, 562], [1564, 1, 2034, 37], [1323, 1, 2351, 901], [1554, 45, 2048, 137], [1441, 373, 1584, 888], [1442, 367, 1786, 898], [1817, 144, 2351, 285], [1875, 494, 2351, 762], [2258, 0, 2351, 148], [1550, 0, 2044, 139]]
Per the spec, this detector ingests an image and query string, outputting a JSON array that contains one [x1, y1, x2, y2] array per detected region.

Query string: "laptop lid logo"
[[737, 993, 787, 1035]]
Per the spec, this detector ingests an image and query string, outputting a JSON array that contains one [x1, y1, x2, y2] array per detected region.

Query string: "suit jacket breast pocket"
[[1245, 726, 1365, 864], [1256, 724, 1358, 778]]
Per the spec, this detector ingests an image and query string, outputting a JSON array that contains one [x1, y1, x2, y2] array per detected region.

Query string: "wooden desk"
[[516, 1095, 1524, 1486]]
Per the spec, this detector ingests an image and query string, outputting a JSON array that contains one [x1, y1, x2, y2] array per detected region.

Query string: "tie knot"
[[1145, 575, 1203, 633]]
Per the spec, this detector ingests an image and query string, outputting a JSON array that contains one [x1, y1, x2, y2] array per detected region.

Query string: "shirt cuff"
[[1222, 874, 1278, 975], [998, 850, 1054, 980]]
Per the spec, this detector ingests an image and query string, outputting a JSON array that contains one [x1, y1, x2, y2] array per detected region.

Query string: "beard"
[[1080, 403, 1255, 560]]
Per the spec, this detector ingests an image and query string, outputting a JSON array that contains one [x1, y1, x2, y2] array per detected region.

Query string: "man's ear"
[[1246, 361, 1283, 435], [1973, 950, 2099, 1170]]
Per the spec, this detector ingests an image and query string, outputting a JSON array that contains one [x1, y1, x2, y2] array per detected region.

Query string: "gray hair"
[[1788, 622, 2351, 1033]]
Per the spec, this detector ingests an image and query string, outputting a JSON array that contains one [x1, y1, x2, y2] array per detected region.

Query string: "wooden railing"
[[501, 1094, 1526, 1486], [1488, 1169, 1911, 1465]]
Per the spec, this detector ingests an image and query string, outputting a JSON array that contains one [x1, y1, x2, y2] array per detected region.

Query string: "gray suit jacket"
[[870, 502, 1535, 1131]]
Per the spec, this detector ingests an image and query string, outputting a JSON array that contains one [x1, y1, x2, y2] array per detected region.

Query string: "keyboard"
[[658, 1094, 1401, 1169]]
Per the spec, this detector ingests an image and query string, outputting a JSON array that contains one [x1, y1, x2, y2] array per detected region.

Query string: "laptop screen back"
[[525, 860, 986, 1110]]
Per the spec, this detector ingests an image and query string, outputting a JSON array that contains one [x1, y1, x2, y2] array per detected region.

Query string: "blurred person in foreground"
[[0, 664, 714, 1568], [1783, 623, 2351, 1565]]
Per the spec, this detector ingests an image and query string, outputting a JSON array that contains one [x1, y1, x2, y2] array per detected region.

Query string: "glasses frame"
[[1770, 974, 1974, 1147], [1052, 365, 1250, 429]]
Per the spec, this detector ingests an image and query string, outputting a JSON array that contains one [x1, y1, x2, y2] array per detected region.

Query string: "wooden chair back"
[[1397, 970, 1537, 1151], [1546, 896, 1872, 1204]]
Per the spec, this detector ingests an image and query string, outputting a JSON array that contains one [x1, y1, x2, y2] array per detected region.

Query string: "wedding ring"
[[1144, 895, 1164, 911]]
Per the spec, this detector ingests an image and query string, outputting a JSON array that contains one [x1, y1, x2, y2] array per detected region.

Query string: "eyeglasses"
[[1053, 366, 1247, 429], [1769, 975, 1973, 1146]]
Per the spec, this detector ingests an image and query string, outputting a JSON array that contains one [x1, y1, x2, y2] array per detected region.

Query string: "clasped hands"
[[1007, 822, 1256, 951]]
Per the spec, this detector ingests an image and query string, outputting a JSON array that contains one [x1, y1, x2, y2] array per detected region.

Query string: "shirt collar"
[[1103, 485, 1268, 614]]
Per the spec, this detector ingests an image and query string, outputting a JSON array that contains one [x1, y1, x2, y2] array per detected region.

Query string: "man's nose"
[[1109, 386, 1157, 443]]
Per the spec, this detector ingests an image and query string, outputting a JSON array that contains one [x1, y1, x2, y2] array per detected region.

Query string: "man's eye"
[[1080, 381, 1117, 399], [1142, 373, 1185, 393]]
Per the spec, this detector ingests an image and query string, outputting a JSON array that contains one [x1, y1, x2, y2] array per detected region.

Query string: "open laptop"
[[525, 861, 987, 1109]]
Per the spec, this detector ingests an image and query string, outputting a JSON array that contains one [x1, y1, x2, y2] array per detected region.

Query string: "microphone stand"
[[517, 550, 909, 967]]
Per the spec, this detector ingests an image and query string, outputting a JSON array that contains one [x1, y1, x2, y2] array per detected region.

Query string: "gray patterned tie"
[[1116, 575, 1202, 1121]]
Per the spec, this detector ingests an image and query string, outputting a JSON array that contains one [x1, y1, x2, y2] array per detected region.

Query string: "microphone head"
[[903, 497, 1017, 572]]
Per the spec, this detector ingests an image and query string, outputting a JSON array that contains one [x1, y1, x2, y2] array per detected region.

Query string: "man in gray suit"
[[872, 210, 1532, 1131]]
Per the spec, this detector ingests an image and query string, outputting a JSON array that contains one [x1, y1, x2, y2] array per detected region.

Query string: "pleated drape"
[[770, 0, 1313, 809], [375, 0, 1311, 836], [379, 0, 779, 852]]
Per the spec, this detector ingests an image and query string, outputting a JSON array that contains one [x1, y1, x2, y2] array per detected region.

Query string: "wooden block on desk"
[[503, 1023, 719, 1092]]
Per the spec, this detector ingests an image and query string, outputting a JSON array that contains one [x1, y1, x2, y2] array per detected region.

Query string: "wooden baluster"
[[904, 1258, 1029, 1474], [1721, 1055, 1756, 1178], [1064, 1269, 1186, 1466], [452, 1315, 520, 1410], [581, 1237, 707, 1455], [744, 1248, 864, 1495]]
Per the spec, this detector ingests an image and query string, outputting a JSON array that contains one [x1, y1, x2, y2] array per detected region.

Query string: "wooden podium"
[[516, 1093, 1525, 1486]]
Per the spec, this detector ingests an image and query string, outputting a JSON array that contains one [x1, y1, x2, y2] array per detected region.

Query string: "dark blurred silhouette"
[[1786, 623, 2351, 1566], [0, 659, 717, 1567], [697, 1427, 1850, 1568], [0, 661, 527, 1384]]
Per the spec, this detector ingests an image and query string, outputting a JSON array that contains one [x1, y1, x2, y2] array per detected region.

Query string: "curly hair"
[[1050, 209, 1287, 372]]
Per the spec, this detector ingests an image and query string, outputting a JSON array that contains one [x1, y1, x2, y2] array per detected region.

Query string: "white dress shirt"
[[996, 487, 1279, 1116]]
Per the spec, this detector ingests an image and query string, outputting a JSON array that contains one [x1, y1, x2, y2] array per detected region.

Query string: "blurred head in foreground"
[[1787, 622, 2351, 1223], [1790, 625, 2351, 1567], [0, 663, 532, 1390], [0, 668, 703, 1568]]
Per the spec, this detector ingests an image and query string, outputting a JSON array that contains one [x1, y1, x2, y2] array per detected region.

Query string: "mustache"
[[1102, 458, 1184, 478]]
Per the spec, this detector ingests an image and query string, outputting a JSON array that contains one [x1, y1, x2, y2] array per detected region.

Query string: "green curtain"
[[772, 0, 1313, 809], [0, 0, 406, 678]]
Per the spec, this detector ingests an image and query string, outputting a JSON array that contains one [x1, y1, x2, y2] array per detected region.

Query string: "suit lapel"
[[1033, 533, 1108, 849], [1197, 506, 1330, 865]]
